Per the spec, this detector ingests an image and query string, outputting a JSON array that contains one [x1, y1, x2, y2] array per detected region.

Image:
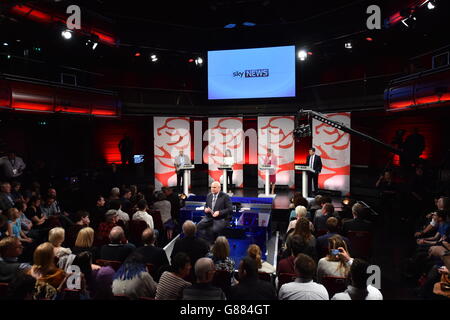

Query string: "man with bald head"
[[100, 226, 136, 262], [197, 181, 233, 243], [135, 228, 169, 281], [182, 257, 226, 300]]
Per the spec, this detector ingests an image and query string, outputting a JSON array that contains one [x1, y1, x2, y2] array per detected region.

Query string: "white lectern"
[[259, 165, 276, 198], [218, 165, 233, 195], [180, 164, 195, 196], [295, 165, 315, 198]]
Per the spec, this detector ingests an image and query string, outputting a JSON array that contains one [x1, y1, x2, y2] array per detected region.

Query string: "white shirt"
[[279, 279, 329, 300], [133, 210, 154, 229], [117, 209, 130, 222], [309, 155, 315, 168], [331, 285, 383, 300], [223, 156, 234, 166]]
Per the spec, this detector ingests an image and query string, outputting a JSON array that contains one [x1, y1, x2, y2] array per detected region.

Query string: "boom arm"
[[299, 109, 403, 155]]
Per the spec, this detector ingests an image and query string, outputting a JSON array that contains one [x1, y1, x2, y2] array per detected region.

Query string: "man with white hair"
[[197, 181, 233, 243], [100, 226, 136, 262], [182, 257, 226, 300]]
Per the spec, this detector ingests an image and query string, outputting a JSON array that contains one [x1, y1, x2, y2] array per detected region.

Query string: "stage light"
[[366, 37, 373, 42], [150, 54, 158, 62], [135, 52, 141, 57], [188, 58, 194, 63], [427, 1, 436, 10], [195, 57, 203, 66], [298, 50, 308, 61], [242, 22, 256, 27], [61, 29, 72, 40], [3, 42, 8, 46], [85, 39, 98, 50], [345, 42, 352, 49], [224, 23, 236, 28]]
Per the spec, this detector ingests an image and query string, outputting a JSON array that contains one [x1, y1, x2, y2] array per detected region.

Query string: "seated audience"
[[182, 257, 226, 300], [247, 244, 275, 274], [0, 237, 31, 282], [108, 200, 130, 226], [416, 210, 449, 247], [287, 205, 314, 233], [314, 203, 335, 232], [15, 200, 33, 236], [72, 227, 98, 262], [64, 210, 90, 248], [0, 215, 8, 239], [10, 181, 23, 202], [135, 228, 170, 281], [40, 195, 60, 218], [132, 199, 154, 229], [6, 272, 36, 300], [153, 191, 175, 241], [100, 226, 135, 262], [207, 236, 235, 273], [229, 256, 277, 300], [24, 196, 46, 228], [317, 235, 351, 283], [156, 252, 192, 300], [332, 258, 383, 300], [171, 220, 209, 269], [342, 202, 372, 235], [316, 217, 350, 257], [30, 242, 66, 299], [7, 208, 33, 244], [0, 182, 15, 212], [90, 195, 106, 231], [48, 227, 71, 258], [120, 188, 133, 214], [112, 251, 157, 299], [96, 209, 119, 246], [414, 196, 449, 238], [285, 217, 317, 260], [278, 253, 329, 300], [313, 196, 332, 219], [277, 235, 305, 275], [162, 187, 181, 226]]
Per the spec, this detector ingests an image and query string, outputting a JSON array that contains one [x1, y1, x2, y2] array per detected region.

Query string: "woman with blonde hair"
[[48, 227, 71, 258], [72, 227, 99, 262], [247, 244, 275, 274], [208, 236, 235, 273], [317, 235, 351, 283], [31, 242, 66, 299]]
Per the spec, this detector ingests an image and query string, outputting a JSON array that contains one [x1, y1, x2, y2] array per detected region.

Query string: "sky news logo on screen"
[[233, 69, 269, 78]]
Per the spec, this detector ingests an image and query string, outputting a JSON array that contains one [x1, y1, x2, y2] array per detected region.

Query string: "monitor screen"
[[208, 45, 296, 100], [134, 154, 144, 164]]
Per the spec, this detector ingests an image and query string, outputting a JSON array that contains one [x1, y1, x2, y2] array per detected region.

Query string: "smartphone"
[[331, 249, 340, 255]]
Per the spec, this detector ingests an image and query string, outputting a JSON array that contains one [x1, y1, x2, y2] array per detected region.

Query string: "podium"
[[180, 164, 195, 196], [259, 165, 276, 198], [218, 165, 233, 195], [295, 165, 315, 198]]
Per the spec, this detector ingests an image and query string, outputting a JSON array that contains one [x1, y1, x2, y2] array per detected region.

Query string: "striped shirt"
[[156, 271, 191, 300]]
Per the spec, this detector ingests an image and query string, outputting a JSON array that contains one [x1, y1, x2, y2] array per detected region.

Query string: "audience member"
[[153, 191, 174, 240], [316, 217, 350, 256], [156, 252, 192, 300], [0, 237, 31, 282], [182, 257, 226, 300], [287, 205, 314, 233], [0, 182, 15, 212], [278, 253, 329, 300], [332, 258, 383, 300], [171, 220, 209, 269], [229, 256, 277, 300], [247, 244, 275, 274], [132, 199, 154, 229], [7, 208, 33, 244], [207, 236, 235, 273], [135, 228, 170, 281], [0, 152, 26, 181], [90, 195, 106, 231], [277, 235, 305, 275], [112, 251, 157, 299], [10, 181, 23, 202], [285, 217, 316, 259], [162, 187, 181, 225], [96, 210, 119, 246], [120, 188, 133, 214], [24, 196, 46, 228], [108, 200, 130, 225], [317, 235, 351, 283], [342, 202, 372, 235], [72, 227, 98, 262], [314, 203, 335, 232], [100, 226, 135, 262], [64, 210, 90, 248]]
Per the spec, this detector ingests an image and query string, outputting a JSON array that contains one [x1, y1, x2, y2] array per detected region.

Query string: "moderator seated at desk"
[[197, 181, 233, 243]]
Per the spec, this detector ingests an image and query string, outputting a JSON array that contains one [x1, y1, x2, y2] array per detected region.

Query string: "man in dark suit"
[[197, 181, 233, 243], [306, 148, 323, 196], [135, 228, 169, 281], [342, 203, 372, 235], [100, 226, 136, 262]]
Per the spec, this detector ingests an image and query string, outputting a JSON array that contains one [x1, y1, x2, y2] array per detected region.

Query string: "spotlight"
[[298, 50, 308, 61], [150, 54, 158, 62], [85, 39, 98, 50], [366, 37, 373, 42], [61, 29, 72, 40], [224, 23, 236, 28], [188, 58, 194, 63], [242, 22, 256, 27], [427, 1, 436, 10], [135, 52, 141, 57], [3, 42, 8, 46], [345, 42, 352, 49], [195, 57, 203, 66]]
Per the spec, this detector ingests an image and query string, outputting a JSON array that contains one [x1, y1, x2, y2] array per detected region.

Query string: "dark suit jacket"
[[0, 193, 14, 212], [205, 192, 232, 220], [306, 154, 323, 173], [135, 245, 170, 279], [170, 236, 209, 267], [342, 218, 372, 235], [229, 276, 277, 300], [100, 243, 136, 262]]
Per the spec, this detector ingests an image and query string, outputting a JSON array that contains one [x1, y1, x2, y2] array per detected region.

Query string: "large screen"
[[208, 45, 296, 100]]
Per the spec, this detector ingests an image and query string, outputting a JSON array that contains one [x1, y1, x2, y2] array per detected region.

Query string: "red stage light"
[[188, 58, 194, 63], [366, 37, 373, 42], [135, 52, 141, 57]]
